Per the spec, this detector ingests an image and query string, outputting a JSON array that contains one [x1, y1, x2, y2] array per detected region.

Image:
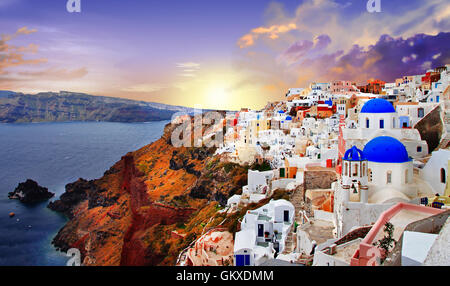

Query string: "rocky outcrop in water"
[[8, 179, 54, 204]]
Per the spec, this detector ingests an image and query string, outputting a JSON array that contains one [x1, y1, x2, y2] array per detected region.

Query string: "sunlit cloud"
[[17, 67, 88, 81], [237, 23, 297, 48], [233, 0, 450, 97], [0, 27, 45, 73], [176, 62, 201, 78], [176, 62, 200, 69], [121, 83, 169, 93]]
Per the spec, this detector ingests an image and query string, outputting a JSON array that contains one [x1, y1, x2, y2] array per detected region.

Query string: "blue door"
[[244, 255, 250, 266], [235, 255, 250, 266], [258, 224, 264, 237], [235, 255, 244, 266]]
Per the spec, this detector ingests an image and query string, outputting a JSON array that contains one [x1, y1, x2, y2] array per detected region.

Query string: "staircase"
[[438, 101, 450, 149], [282, 185, 306, 254]]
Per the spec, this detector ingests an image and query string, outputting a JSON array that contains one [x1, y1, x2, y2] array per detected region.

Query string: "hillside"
[[47, 115, 252, 265], [0, 91, 196, 123]]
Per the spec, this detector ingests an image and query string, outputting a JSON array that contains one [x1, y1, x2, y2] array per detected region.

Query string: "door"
[[284, 210, 289, 222], [235, 255, 244, 266], [235, 254, 251, 266], [258, 224, 264, 237], [244, 255, 250, 266], [280, 168, 285, 178]]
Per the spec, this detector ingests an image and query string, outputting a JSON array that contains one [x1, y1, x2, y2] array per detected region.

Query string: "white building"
[[286, 88, 305, 97], [227, 170, 275, 210], [419, 149, 450, 195], [334, 137, 435, 237], [234, 200, 295, 266]]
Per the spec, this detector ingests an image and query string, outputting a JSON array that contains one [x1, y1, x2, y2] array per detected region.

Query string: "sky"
[[0, 0, 449, 110]]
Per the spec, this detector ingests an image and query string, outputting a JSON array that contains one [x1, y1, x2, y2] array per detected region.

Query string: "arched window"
[[362, 163, 366, 177], [344, 162, 348, 176], [353, 163, 358, 177], [393, 118, 396, 128], [441, 168, 446, 184], [405, 169, 409, 184], [387, 171, 392, 184]]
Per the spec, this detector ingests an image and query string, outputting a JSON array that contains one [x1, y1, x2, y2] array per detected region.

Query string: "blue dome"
[[363, 136, 411, 163], [278, 110, 285, 114], [361, 98, 395, 113], [343, 146, 365, 161], [285, 116, 292, 121]]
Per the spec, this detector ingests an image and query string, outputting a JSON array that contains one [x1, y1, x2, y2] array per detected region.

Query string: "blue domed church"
[[334, 135, 431, 237], [342, 98, 428, 160]]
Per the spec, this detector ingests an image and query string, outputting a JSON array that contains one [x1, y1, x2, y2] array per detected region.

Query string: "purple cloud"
[[297, 32, 450, 84], [280, 34, 332, 64]]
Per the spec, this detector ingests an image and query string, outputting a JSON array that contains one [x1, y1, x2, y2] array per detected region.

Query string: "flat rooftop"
[[332, 238, 362, 264], [301, 219, 335, 245], [374, 209, 433, 242]]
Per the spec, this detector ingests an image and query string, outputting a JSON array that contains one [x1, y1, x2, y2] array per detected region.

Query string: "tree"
[[373, 222, 395, 264]]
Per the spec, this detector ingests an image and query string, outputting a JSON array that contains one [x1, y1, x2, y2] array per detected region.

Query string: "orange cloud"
[[238, 23, 297, 48], [16, 27, 37, 35], [0, 52, 47, 71], [0, 27, 46, 74], [18, 67, 88, 81]]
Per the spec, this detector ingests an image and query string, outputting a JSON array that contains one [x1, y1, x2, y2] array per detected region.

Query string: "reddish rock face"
[[49, 118, 248, 266], [119, 155, 197, 265]]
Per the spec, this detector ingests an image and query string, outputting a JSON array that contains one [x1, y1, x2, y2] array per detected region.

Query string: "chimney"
[[329, 244, 337, 255]]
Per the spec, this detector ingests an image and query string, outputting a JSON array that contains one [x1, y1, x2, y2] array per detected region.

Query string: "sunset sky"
[[0, 0, 449, 110]]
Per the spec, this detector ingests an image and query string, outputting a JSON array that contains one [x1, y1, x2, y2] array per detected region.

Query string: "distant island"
[[0, 90, 197, 123]]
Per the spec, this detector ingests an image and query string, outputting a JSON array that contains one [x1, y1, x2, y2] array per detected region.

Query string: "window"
[[417, 108, 425, 118], [366, 118, 370, 128], [380, 119, 384, 129], [344, 162, 348, 176], [405, 170, 409, 184], [417, 146, 422, 153], [362, 163, 366, 177], [387, 171, 392, 184], [353, 163, 358, 177], [441, 168, 446, 184]]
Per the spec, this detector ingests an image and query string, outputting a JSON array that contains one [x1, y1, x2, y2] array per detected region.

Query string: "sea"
[[0, 121, 169, 266]]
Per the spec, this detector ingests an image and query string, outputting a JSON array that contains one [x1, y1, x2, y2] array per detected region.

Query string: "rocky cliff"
[[49, 118, 249, 265], [0, 91, 195, 123]]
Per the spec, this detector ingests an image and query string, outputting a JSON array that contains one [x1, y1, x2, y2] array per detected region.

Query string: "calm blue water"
[[0, 121, 169, 266]]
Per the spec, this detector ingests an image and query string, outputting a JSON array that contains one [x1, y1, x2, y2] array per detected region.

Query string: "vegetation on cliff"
[[48, 115, 255, 265]]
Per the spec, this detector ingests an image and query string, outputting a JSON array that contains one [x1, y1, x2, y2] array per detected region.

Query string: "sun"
[[206, 84, 230, 110]]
